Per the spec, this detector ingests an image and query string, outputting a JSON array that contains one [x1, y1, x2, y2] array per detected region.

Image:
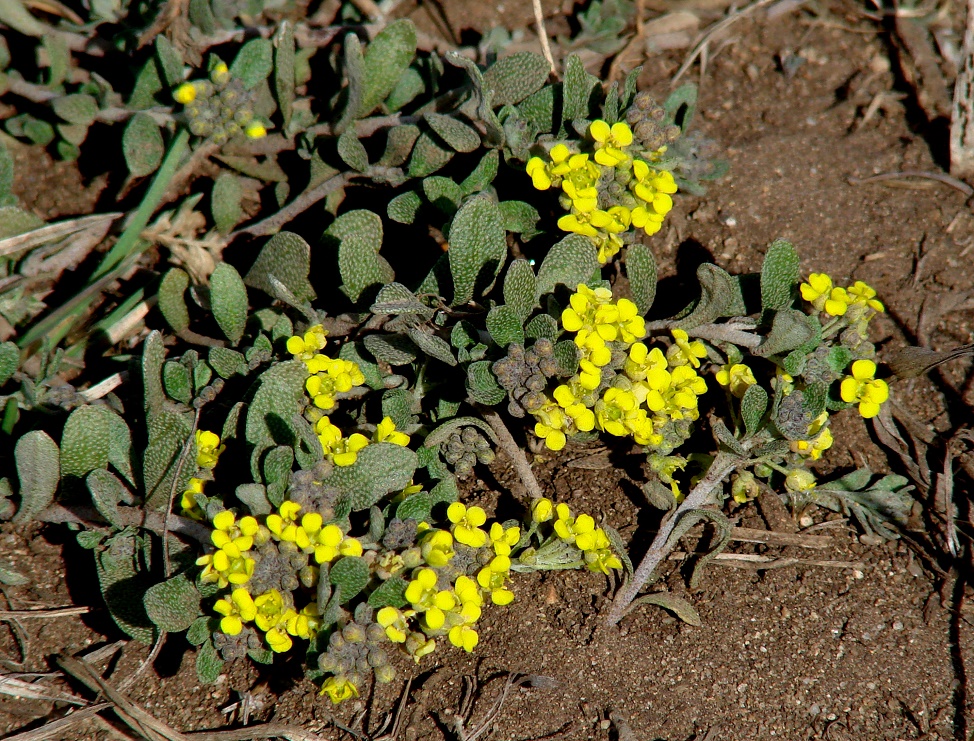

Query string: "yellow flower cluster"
[[181, 430, 226, 520], [533, 287, 707, 452], [790, 412, 834, 461], [526, 121, 678, 263], [840, 359, 889, 419], [202, 499, 361, 654], [800, 274, 885, 324], [548, 501, 622, 574], [287, 325, 366, 411], [314, 414, 410, 467]]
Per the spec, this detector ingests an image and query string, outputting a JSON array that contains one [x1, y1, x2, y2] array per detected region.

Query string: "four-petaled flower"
[[213, 587, 256, 636], [320, 676, 359, 704], [715, 363, 756, 398], [590, 120, 633, 166], [195, 430, 224, 469], [840, 359, 888, 418], [447, 503, 488, 548]]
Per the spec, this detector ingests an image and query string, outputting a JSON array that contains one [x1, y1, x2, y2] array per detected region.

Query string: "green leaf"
[[754, 309, 816, 357], [230, 38, 273, 89], [395, 492, 432, 522], [143, 409, 192, 510], [337, 130, 369, 172], [142, 330, 167, 413], [163, 360, 192, 404], [359, 19, 417, 116], [626, 243, 657, 315], [330, 443, 418, 511], [518, 84, 557, 134], [407, 328, 457, 366], [483, 52, 550, 106], [372, 282, 433, 317], [122, 113, 166, 177], [236, 483, 271, 515], [339, 342, 384, 390], [680, 263, 736, 329], [61, 406, 112, 486], [460, 150, 499, 195], [330, 556, 370, 603], [95, 530, 155, 644], [154, 36, 184, 88], [192, 359, 212, 395], [144, 574, 200, 633], [535, 234, 599, 298], [52, 94, 98, 126], [263, 445, 293, 507], [245, 361, 307, 477], [325, 209, 394, 304], [387, 190, 422, 224], [448, 195, 507, 306], [632, 592, 701, 626], [196, 639, 223, 684], [760, 239, 800, 312], [0, 341, 18, 386], [378, 124, 420, 167], [407, 131, 454, 177], [385, 67, 424, 112], [466, 360, 506, 405], [208, 347, 247, 378], [553, 340, 580, 376], [827, 346, 853, 373], [802, 381, 828, 421], [422, 176, 463, 214], [424, 416, 498, 447], [562, 54, 599, 124], [274, 22, 295, 130], [740, 384, 768, 437], [367, 576, 408, 609], [487, 305, 524, 347], [245, 231, 316, 303], [0, 205, 43, 238], [664, 83, 698, 133], [210, 262, 248, 344], [211, 173, 244, 234], [0, 0, 48, 36], [498, 200, 541, 239], [13, 431, 59, 523], [382, 388, 418, 430], [86, 469, 128, 528], [363, 334, 417, 365], [425, 113, 480, 153], [186, 616, 211, 646], [525, 314, 558, 342], [158, 268, 190, 333], [503, 259, 537, 323]]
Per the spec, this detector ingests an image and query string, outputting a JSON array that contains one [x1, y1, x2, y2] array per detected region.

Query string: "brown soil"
[[3, 2, 974, 740]]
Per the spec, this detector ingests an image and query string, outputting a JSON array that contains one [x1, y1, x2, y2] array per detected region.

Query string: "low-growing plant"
[[0, 9, 917, 703]]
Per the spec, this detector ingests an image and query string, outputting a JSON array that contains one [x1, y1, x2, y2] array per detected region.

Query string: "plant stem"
[[475, 405, 546, 501], [606, 451, 740, 626]]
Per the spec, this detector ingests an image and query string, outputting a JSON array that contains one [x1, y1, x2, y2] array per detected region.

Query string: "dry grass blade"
[[185, 725, 328, 740], [0, 214, 122, 260], [729, 526, 833, 548], [667, 552, 867, 570], [847, 170, 974, 196], [3, 702, 113, 741], [872, 404, 930, 489], [951, 0, 974, 178], [0, 606, 89, 620], [532, 0, 557, 76], [672, 0, 774, 84], [0, 675, 87, 705]]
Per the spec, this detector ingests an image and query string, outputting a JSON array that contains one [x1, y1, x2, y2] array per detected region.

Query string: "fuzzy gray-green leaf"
[[325, 209, 393, 304], [330, 557, 369, 603], [562, 54, 599, 124], [498, 200, 541, 239], [423, 176, 463, 214], [337, 130, 369, 172], [387, 190, 422, 224], [163, 360, 192, 404], [424, 416, 498, 447], [245, 360, 307, 452], [359, 19, 417, 116], [236, 483, 271, 515], [425, 113, 480, 153], [144, 573, 200, 633], [363, 334, 418, 365], [86, 469, 128, 528], [524, 314, 558, 342], [553, 340, 580, 376], [196, 639, 223, 684], [154, 35, 183, 87], [460, 150, 499, 195], [407, 328, 457, 366], [122, 114, 164, 178], [13, 431, 59, 523], [448, 196, 507, 306], [158, 268, 190, 333], [0, 341, 17, 387], [367, 575, 408, 609], [52, 94, 98, 126], [483, 52, 550, 106], [466, 360, 506, 405], [535, 234, 599, 298], [680, 263, 735, 329], [385, 67, 424, 112], [626, 243, 657, 315], [61, 406, 111, 485], [331, 443, 418, 511], [208, 347, 247, 378], [245, 231, 315, 302], [761, 239, 800, 312], [210, 262, 248, 344], [230, 37, 273, 89], [211, 173, 244, 235], [633, 592, 701, 626], [741, 383, 768, 437], [407, 132, 454, 177], [753, 309, 815, 357], [503, 259, 537, 323], [487, 305, 524, 347], [274, 22, 295, 130], [378, 124, 420, 167], [142, 330, 167, 412]]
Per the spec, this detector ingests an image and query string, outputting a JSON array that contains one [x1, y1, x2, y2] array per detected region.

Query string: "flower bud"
[[785, 469, 817, 493]]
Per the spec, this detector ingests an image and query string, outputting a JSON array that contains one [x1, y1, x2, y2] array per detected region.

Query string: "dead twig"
[[2, 702, 113, 741], [35, 503, 213, 543], [532, 0, 557, 77], [729, 526, 833, 549], [231, 173, 356, 239], [0, 675, 87, 705], [847, 170, 974, 196], [667, 552, 867, 570], [672, 0, 775, 85], [474, 406, 546, 502]]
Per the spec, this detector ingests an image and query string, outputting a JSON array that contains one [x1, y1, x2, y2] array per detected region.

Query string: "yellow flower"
[[377, 606, 412, 643], [476, 557, 514, 605], [286, 325, 328, 360], [195, 430, 224, 469], [800, 273, 850, 316], [404, 631, 436, 662], [840, 359, 889, 419], [449, 624, 479, 652], [211, 510, 259, 553], [526, 156, 553, 190], [210, 61, 229, 85], [594, 387, 639, 437], [173, 82, 197, 105], [791, 412, 834, 461], [590, 120, 633, 166], [785, 469, 816, 493], [244, 121, 267, 139], [405, 568, 457, 630], [213, 587, 257, 636], [532, 400, 568, 451], [846, 281, 884, 313], [667, 329, 707, 369], [374, 416, 410, 446], [447, 503, 488, 548], [630, 159, 677, 233], [715, 363, 756, 398], [305, 356, 365, 410], [285, 603, 322, 640], [198, 549, 255, 588], [532, 498, 554, 523], [315, 417, 370, 465], [266, 500, 302, 544], [253, 589, 288, 632], [625, 342, 667, 383], [553, 382, 597, 432], [320, 676, 359, 704], [420, 529, 455, 567], [453, 575, 483, 607], [180, 477, 205, 520], [553, 504, 596, 545], [488, 522, 520, 557]]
